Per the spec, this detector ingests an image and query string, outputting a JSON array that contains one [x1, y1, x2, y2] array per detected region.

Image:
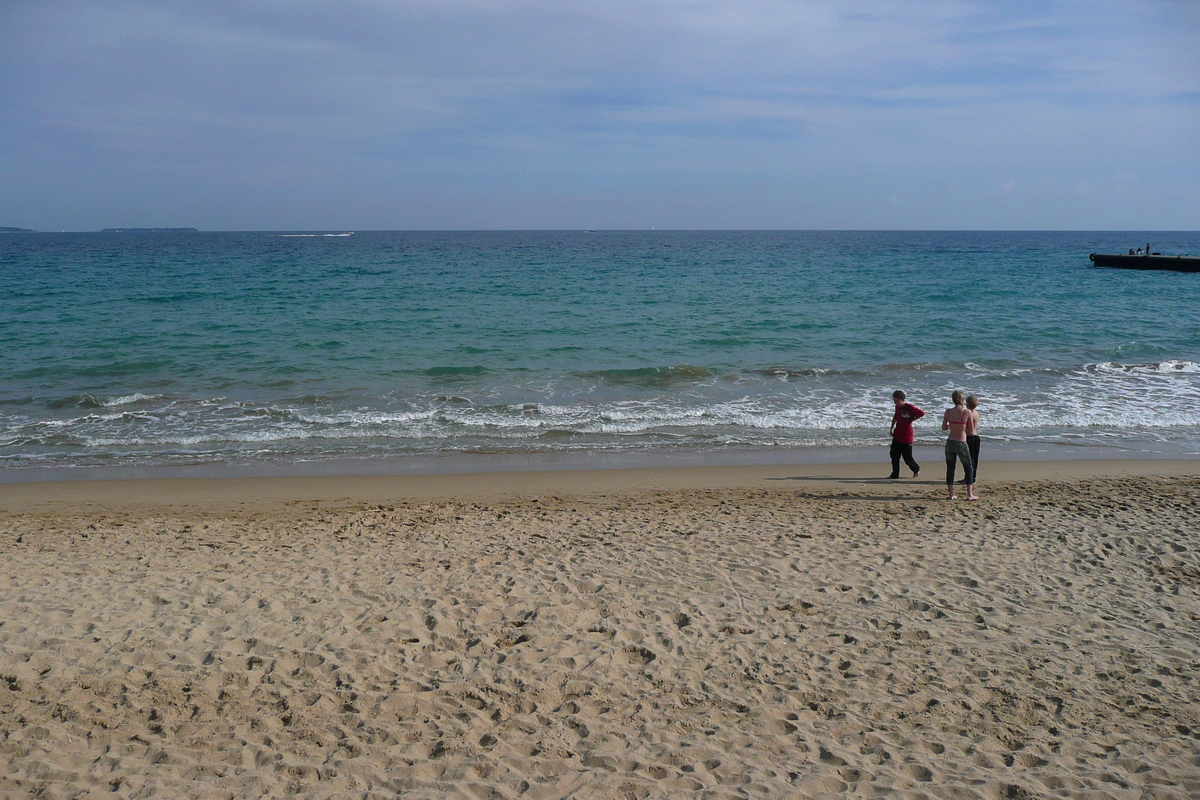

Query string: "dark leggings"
[[945, 439, 975, 485], [966, 435, 980, 480]]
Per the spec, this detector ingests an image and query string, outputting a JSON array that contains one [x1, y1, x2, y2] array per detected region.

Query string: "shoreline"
[[5, 430, 1199, 483], [3, 456, 1199, 515], [4, 437, 1199, 487]]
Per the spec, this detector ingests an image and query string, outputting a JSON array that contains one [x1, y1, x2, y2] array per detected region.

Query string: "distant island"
[[0, 226, 36, 232], [101, 227, 200, 232]]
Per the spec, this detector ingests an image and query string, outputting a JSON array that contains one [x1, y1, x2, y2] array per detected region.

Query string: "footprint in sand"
[[620, 646, 657, 665]]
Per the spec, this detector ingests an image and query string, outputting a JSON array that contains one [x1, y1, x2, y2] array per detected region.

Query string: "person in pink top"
[[888, 390, 924, 479], [941, 390, 978, 500]]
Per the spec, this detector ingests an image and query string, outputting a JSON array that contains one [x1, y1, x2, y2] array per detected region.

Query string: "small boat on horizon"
[[1090, 245, 1200, 273]]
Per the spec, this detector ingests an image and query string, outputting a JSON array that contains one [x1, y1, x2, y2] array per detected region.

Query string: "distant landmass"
[[0, 226, 36, 232], [101, 227, 199, 232]]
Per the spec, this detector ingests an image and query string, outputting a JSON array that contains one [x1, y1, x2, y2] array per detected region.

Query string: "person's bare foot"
[[911, 470, 919, 478]]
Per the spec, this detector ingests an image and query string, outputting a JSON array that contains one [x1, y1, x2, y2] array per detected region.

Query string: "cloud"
[[0, 0, 1196, 229]]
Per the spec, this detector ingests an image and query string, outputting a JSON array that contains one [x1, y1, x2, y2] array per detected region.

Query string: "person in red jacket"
[[888, 390, 924, 479]]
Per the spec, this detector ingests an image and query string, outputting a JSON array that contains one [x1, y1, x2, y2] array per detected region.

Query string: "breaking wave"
[[4, 359, 1200, 468]]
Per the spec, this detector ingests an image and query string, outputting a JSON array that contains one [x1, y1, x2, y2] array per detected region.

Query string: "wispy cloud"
[[1, 0, 1196, 229]]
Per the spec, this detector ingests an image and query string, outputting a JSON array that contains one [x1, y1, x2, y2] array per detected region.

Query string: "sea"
[[3, 230, 1200, 481]]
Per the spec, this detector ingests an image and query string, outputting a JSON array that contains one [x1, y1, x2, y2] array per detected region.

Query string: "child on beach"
[[942, 390, 978, 500], [888, 390, 924, 479]]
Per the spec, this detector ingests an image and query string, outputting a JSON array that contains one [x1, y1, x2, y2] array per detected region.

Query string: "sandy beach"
[[2, 460, 1199, 799]]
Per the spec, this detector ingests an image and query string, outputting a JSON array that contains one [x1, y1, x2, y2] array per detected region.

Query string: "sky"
[[1, 0, 1197, 231]]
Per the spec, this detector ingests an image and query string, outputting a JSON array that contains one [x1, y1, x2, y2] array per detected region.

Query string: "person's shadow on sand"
[[765, 475, 942, 502], [767, 475, 940, 485]]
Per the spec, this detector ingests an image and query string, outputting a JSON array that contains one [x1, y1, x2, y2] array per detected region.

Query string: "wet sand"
[[2, 460, 1199, 798]]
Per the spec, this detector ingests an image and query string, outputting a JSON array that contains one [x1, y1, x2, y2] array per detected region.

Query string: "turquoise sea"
[[3, 230, 1199, 478]]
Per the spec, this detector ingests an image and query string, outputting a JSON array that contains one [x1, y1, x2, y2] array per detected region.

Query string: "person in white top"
[[941, 390, 978, 500]]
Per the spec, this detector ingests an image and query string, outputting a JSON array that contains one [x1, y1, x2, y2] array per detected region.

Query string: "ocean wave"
[[100, 392, 164, 407], [12, 388, 1200, 442], [276, 232, 354, 237], [574, 365, 718, 387], [750, 367, 836, 379], [43, 392, 165, 410], [424, 365, 488, 377], [6, 356, 1200, 466], [1086, 360, 1200, 375]]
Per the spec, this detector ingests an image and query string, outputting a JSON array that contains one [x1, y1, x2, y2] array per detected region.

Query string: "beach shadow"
[[765, 475, 948, 501], [768, 476, 940, 486], [785, 493, 937, 502]]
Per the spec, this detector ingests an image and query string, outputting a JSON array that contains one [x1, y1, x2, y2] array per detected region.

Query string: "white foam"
[[100, 393, 161, 407], [1088, 360, 1200, 375], [7, 357, 1200, 466], [275, 232, 354, 238]]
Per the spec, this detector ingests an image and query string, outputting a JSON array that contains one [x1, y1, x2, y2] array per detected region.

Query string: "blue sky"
[[1, 0, 1197, 230]]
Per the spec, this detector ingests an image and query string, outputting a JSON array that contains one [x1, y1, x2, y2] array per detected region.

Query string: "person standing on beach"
[[962, 394, 981, 485], [888, 390, 924, 479], [942, 390, 978, 500]]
